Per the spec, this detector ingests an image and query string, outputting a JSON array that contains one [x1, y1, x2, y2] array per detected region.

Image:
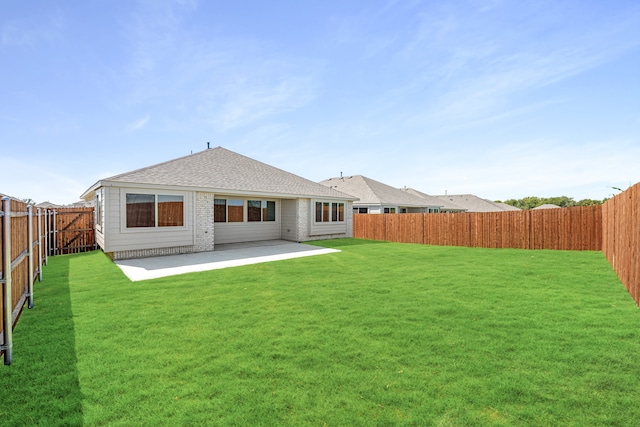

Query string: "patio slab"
[[115, 240, 340, 281]]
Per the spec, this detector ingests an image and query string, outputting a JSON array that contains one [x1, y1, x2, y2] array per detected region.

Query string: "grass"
[[2, 238, 640, 426]]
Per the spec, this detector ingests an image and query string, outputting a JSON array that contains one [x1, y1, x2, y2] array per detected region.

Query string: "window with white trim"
[[315, 201, 345, 222], [125, 193, 184, 228], [214, 198, 276, 223]]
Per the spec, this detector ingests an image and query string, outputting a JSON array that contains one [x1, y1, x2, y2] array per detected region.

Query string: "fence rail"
[[354, 205, 602, 251], [1, 199, 95, 365]]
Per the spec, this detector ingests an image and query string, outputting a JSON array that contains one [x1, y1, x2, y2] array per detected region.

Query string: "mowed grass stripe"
[[3, 239, 640, 426]]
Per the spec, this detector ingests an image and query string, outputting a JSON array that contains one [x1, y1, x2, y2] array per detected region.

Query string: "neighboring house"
[[401, 188, 467, 213], [495, 202, 521, 211], [434, 194, 521, 213], [319, 175, 442, 214], [36, 201, 63, 209], [80, 147, 356, 260], [69, 200, 94, 208], [532, 204, 561, 210]]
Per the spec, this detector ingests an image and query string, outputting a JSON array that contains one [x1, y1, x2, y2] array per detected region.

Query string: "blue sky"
[[2, 0, 639, 205]]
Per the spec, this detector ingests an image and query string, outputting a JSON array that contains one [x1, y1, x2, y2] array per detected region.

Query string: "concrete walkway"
[[115, 240, 340, 281]]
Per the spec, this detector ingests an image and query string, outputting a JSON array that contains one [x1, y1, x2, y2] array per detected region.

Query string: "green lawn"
[[3, 239, 640, 426]]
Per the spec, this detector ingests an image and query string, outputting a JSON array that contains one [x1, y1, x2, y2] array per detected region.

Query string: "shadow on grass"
[[0, 256, 84, 426]]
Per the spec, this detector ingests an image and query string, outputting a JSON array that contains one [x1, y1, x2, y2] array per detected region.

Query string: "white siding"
[[214, 221, 281, 244], [280, 199, 298, 241], [103, 187, 195, 253]]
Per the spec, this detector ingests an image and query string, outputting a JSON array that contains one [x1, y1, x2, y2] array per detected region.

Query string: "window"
[[125, 193, 184, 228], [126, 193, 155, 228], [384, 207, 396, 213], [214, 199, 226, 222], [315, 201, 346, 222], [95, 191, 102, 228], [263, 201, 276, 221], [158, 195, 184, 227], [247, 200, 262, 222], [358, 207, 368, 214], [216, 198, 276, 223], [228, 199, 244, 222]]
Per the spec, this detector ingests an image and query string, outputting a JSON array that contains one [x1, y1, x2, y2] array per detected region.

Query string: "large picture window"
[[126, 193, 155, 228], [126, 193, 184, 228], [315, 201, 345, 223]]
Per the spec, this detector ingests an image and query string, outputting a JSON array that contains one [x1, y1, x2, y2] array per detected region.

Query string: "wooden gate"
[[50, 208, 96, 255]]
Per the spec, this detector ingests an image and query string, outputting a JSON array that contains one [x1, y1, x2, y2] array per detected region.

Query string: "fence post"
[[44, 209, 49, 264], [53, 210, 58, 256], [27, 205, 34, 309], [37, 208, 43, 281], [1, 197, 13, 365]]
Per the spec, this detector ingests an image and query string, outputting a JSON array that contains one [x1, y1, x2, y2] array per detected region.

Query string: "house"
[[80, 147, 356, 260], [35, 201, 63, 209], [433, 194, 521, 213], [319, 175, 442, 214], [401, 188, 467, 213], [532, 203, 561, 210]]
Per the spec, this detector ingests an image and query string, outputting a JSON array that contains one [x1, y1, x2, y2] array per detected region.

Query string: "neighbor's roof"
[[402, 188, 466, 211], [81, 147, 356, 200], [319, 175, 442, 208], [435, 194, 521, 212], [532, 203, 561, 210]]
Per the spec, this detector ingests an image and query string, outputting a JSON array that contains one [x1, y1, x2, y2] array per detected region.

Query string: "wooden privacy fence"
[[0, 197, 48, 365], [354, 205, 602, 251], [0, 199, 95, 365], [602, 183, 640, 306]]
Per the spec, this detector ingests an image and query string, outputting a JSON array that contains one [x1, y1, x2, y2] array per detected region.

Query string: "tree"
[[503, 196, 604, 210]]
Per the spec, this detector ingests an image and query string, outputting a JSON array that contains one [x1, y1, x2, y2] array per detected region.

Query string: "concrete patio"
[[114, 240, 340, 281]]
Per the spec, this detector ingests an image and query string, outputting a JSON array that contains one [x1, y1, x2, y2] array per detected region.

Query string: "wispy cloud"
[[117, 0, 319, 132], [369, 1, 640, 129], [126, 114, 150, 132], [1, 10, 64, 48]]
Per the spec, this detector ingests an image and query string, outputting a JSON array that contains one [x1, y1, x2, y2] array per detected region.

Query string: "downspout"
[[1, 197, 13, 365]]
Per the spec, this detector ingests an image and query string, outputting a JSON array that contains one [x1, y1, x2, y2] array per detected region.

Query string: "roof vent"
[[207, 142, 210, 149]]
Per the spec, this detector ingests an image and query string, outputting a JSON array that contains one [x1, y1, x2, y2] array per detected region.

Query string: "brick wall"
[[195, 191, 215, 252]]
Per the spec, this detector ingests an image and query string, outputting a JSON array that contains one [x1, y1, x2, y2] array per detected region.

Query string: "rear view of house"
[[81, 147, 356, 260]]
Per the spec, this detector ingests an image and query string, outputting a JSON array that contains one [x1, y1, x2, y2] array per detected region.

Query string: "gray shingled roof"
[[532, 203, 561, 210], [434, 194, 521, 212], [319, 175, 441, 208], [82, 147, 355, 200], [402, 188, 466, 211]]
